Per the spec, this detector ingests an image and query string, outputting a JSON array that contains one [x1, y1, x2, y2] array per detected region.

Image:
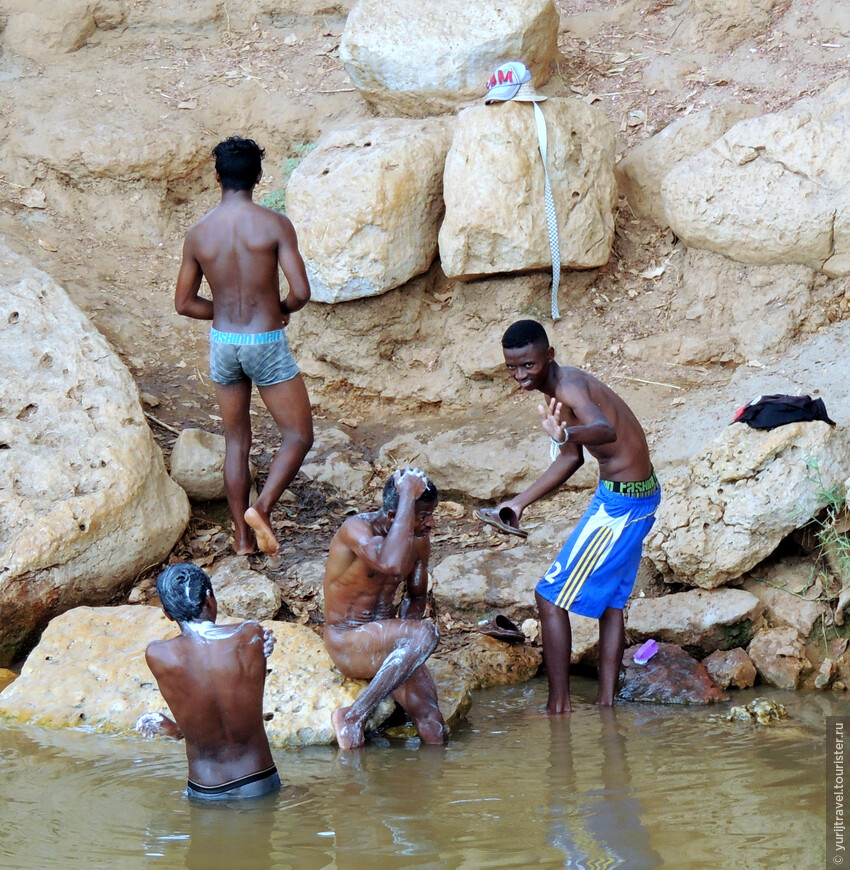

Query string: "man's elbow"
[[174, 297, 190, 317]]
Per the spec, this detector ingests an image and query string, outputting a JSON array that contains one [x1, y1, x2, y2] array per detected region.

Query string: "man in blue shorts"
[[175, 137, 313, 556], [492, 320, 660, 713]]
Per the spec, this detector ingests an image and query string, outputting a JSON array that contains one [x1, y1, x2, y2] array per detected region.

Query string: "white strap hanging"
[[532, 101, 561, 321]]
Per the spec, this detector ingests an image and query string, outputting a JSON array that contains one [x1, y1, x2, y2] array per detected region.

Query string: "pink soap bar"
[[633, 639, 658, 665]]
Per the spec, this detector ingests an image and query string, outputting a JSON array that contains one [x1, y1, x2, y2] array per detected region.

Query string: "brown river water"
[[0, 676, 830, 869]]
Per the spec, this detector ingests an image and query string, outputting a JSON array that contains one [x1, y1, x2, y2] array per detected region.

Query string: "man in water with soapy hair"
[[137, 563, 280, 801], [323, 467, 447, 750]]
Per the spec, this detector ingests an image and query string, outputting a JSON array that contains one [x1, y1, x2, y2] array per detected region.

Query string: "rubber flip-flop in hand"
[[474, 507, 529, 539]]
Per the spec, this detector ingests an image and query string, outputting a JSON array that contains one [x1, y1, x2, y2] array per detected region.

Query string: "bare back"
[[323, 514, 429, 628], [177, 196, 310, 333], [145, 621, 273, 786], [552, 366, 652, 481]]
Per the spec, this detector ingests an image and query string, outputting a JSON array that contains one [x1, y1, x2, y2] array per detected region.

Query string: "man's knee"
[[413, 621, 439, 655]]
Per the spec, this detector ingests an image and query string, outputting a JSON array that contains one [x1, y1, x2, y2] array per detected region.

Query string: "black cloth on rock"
[[732, 394, 836, 430]]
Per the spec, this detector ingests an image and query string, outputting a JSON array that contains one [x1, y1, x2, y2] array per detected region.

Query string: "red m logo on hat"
[[486, 69, 515, 90]]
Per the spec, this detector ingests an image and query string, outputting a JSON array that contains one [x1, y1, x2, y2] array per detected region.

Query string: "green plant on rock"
[[259, 143, 317, 215], [803, 456, 850, 625]]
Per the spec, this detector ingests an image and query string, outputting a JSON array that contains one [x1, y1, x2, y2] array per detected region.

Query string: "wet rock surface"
[[618, 643, 730, 705], [703, 648, 758, 690]]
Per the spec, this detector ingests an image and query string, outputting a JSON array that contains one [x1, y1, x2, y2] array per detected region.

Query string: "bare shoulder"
[[145, 636, 180, 670]]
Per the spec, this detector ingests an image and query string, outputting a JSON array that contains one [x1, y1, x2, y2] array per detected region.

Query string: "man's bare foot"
[[244, 506, 280, 556], [332, 706, 364, 751], [545, 704, 573, 715]]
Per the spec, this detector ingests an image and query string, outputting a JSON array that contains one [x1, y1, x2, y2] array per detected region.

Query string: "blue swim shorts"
[[535, 473, 661, 618], [209, 328, 299, 387]]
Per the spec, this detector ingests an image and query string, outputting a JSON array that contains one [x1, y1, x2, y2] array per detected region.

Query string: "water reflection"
[[544, 709, 661, 868]]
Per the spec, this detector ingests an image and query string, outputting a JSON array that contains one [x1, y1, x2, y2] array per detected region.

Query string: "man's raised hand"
[[395, 466, 428, 500], [538, 398, 568, 443]]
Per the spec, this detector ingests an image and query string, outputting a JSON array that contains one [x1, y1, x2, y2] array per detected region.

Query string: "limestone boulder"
[[703, 648, 757, 690], [431, 546, 553, 622], [662, 80, 850, 276], [378, 419, 596, 502], [287, 118, 453, 302], [208, 557, 283, 622], [619, 643, 729, 705], [1, 0, 125, 61], [439, 99, 617, 279], [435, 633, 541, 690], [650, 319, 850, 474], [0, 606, 393, 745], [626, 588, 762, 656], [747, 626, 813, 690], [646, 421, 850, 589], [339, 0, 558, 116], [740, 558, 829, 637], [616, 103, 762, 226], [300, 452, 374, 493], [0, 246, 190, 665], [622, 249, 827, 367], [169, 428, 257, 501]]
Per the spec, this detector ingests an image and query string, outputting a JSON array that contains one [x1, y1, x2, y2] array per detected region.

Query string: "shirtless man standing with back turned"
[[492, 319, 660, 714], [137, 563, 280, 802], [175, 136, 313, 556], [323, 467, 447, 750]]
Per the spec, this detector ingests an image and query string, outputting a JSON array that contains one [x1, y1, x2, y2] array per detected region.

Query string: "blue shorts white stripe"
[[536, 477, 661, 618], [209, 328, 299, 386]]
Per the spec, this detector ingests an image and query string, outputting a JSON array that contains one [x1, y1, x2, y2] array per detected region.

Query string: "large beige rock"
[[626, 588, 762, 655], [622, 249, 827, 367], [0, 247, 190, 664], [339, 0, 558, 116], [208, 557, 283, 622], [0, 606, 393, 745], [287, 119, 452, 302], [431, 546, 551, 622], [378, 419, 596, 501], [169, 428, 257, 501], [439, 100, 618, 279], [1, 0, 125, 61], [747, 626, 813, 690], [650, 319, 850, 474], [740, 558, 829, 637], [616, 104, 762, 226], [647, 421, 850, 589], [662, 80, 850, 276]]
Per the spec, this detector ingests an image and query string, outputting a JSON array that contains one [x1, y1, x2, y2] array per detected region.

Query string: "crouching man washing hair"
[[137, 563, 280, 801], [323, 468, 447, 750]]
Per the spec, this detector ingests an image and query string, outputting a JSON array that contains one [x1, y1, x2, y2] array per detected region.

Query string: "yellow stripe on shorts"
[[555, 525, 615, 610]]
